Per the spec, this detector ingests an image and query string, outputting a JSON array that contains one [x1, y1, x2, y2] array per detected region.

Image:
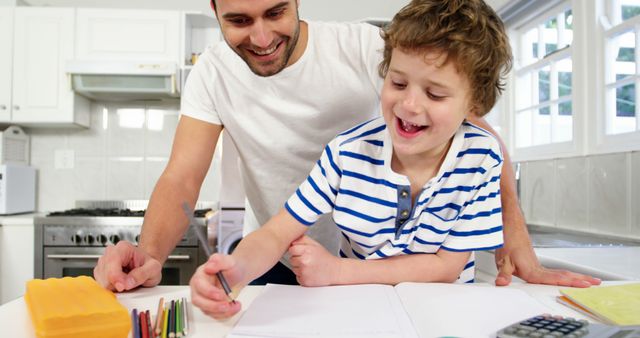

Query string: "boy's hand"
[[190, 253, 243, 319], [288, 235, 341, 286]]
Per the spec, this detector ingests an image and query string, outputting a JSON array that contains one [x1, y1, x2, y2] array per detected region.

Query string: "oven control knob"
[[98, 234, 108, 245], [135, 234, 140, 244], [84, 234, 95, 245], [71, 234, 82, 244], [109, 234, 121, 244]]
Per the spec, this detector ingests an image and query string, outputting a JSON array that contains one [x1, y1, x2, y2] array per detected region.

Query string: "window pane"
[[622, 0, 640, 21], [542, 16, 558, 56], [538, 68, 551, 103], [555, 103, 573, 143], [610, 31, 636, 82], [516, 110, 532, 148], [608, 82, 637, 135], [557, 58, 573, 97], [533, 106, 552, 145], [559, 101, 573, 116], [523, 27, 539, 65], [617, 82, 636, 117], [564, 9, 573, 30]]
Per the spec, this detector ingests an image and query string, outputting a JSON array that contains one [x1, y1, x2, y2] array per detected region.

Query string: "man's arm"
[[94, 116, 223, 291], [466, 115, 600, 287], [140, 115, 223, 264]]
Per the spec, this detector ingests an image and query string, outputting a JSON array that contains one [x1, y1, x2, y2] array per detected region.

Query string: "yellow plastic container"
[[25, 276, 131, 338]]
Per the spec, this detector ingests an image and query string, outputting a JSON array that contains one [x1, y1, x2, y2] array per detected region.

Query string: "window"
[[514, 7, 574, 149], [604, 0, 640, 136]]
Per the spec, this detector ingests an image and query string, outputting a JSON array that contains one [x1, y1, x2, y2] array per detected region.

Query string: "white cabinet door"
[[76, 9, 181, 63], [0, 7, 13, 122], [11, 7, 88, 125], [0, 222, 34, 304]]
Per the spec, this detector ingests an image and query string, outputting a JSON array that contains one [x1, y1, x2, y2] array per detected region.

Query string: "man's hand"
[[495, 230, 601, 288], [93, 241, 163, 292], [288, 235, 342, 286], [190, 254, 243, 319]]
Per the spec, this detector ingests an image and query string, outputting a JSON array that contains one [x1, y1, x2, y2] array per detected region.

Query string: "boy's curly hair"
[[379, 0, 513, 116]]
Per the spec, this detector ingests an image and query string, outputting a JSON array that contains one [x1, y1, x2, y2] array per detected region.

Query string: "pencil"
[[169, 300, 175, 338], [175, 299, 182, 338], [162, 307, 169, 338], [182, 297, 189, 336], [182, 202, 235, 303], [140, 310, 148, 338], [145, 310, 152, 338], [132, 308, 140, 338], [154, 297, 165, 335]]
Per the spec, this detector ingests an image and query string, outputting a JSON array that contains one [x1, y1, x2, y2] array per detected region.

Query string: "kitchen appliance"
[[34, 200, 213, 285], [205, 201, 244, 255], [0, 164, 36, 215], [0, 126, 30, 165], [65, 61, 180, 101]]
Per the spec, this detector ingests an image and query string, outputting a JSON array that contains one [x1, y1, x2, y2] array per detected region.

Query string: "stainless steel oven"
[[34, 200, 212, 285]]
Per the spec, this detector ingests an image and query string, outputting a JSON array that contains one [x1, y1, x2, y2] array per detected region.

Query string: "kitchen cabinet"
[[75, 8, 181, 63], [0, 7, 13, 122], [1, 7, 90, 127], [0, 218, 34, 304]]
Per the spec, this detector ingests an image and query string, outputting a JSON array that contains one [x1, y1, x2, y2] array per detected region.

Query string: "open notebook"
[[228, 283, 550, 338]]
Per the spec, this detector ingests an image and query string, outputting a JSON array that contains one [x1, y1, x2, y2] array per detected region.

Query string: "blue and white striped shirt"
[[285, 117, 504, 283]]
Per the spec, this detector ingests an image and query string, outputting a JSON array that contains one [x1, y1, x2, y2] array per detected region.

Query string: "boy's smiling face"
[[381, 48, 474, 163]]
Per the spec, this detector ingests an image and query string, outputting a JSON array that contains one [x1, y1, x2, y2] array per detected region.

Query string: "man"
[[93, 0, 600, 292]]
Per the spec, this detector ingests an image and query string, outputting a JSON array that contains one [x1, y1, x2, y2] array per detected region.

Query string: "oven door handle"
[[46, 254, 192, 261]]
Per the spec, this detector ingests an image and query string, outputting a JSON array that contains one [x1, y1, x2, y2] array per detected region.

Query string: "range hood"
[[66, 61, 180, 101]]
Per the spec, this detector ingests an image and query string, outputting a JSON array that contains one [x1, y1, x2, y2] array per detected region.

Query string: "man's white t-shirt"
[[181, 21, 384, 261]]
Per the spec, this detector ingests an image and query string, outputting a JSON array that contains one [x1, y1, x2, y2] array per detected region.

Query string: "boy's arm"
[[289, 237, 470, 285], [466, 115, 600, 287], [190, 208, 308, 319]]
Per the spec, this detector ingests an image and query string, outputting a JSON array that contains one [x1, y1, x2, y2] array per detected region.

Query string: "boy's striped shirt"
[[286, 117, 504, 283]]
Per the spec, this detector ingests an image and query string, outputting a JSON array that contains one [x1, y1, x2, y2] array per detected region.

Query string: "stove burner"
[[47, 208, 212, 217]]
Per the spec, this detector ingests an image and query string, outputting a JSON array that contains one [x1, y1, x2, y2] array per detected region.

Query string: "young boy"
[[190, 0, 513, 319]]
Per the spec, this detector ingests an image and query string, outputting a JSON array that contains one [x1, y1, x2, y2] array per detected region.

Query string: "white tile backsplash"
[[520, 152, 639, 240], [524, 160, 556, 226], [29, 101, 221, 212], [588, 153, 629, 236], [555, 157, 588, 231]]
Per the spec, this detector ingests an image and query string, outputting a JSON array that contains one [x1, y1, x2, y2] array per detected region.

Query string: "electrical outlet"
[[54, 150, 75, 169]]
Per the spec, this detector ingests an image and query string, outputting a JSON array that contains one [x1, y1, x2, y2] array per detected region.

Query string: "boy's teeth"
[[400, 118, 426, 133]]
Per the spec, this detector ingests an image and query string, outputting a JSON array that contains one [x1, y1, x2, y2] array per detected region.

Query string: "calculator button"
[[542, 335, 556, 338], [538, 329, 551, 334], [566, 335, 577, 338]]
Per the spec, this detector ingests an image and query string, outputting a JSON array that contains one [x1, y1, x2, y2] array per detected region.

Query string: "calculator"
[[496, 314, 640, 338]]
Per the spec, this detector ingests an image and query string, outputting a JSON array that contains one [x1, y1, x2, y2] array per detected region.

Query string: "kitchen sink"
[[528, 225, 640, 248]]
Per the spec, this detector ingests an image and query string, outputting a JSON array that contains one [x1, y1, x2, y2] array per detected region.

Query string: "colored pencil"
[[146, 310, 152, 338], [162, 307, 169, 338], [132, 308, 140, 338], [169, 300, 175, 338], [140, 310, 148, 338], [182, 297, 189, 336], [154, 297, 165, 335]]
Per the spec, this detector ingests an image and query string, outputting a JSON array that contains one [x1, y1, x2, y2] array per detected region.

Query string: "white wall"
[[19, 0, 409, 21], [18, 0, 510, 21]]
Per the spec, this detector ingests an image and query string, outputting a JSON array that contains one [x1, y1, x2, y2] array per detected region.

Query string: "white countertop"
[[0, 213, 37, 226], [0, 282, 622, 338], [535, 247, 640, 280]]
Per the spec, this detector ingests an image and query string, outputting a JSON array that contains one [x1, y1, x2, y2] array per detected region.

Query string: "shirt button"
[[400, 210, 409, 218], [400, 190, 409, 198]]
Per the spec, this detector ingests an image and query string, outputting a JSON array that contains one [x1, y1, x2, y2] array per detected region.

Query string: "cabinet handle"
[[13, 105, 19, 111], [0, 105, 6, 110]]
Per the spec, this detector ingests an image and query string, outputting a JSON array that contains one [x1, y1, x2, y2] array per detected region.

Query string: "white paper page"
[[228, 284, 419, 338], [394, 283, 550, 338]]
